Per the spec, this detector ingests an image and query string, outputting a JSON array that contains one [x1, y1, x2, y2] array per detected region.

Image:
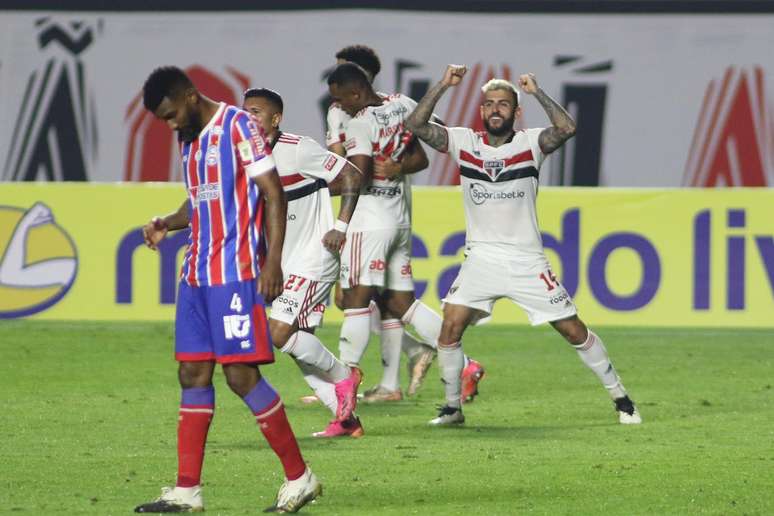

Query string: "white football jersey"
[[325, 91, 389, 149], [344, 93, 417, 231], [445, 126, 547, 260], [272, 132, 346, 281]]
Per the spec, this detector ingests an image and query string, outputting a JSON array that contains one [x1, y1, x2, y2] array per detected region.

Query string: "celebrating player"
[[327, 62, 486, 404], [326, 45, 443, 399], [134, 67, 320, 514], [242, 87, 365, 438], [406, 65, 642, 426]]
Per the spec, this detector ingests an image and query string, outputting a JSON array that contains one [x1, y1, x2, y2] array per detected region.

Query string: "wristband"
[[333, 219, 349, 233]]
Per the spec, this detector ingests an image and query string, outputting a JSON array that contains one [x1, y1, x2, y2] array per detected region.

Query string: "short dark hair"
[[243, 87, 284, 113], [327, 62, 371, 89], [142, 66, 193, 112], [335, 45, 381, 78]]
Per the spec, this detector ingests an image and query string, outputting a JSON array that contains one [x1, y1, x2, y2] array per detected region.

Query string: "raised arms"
[[518, 73, 577, 155], [405, 65, 467, 152]]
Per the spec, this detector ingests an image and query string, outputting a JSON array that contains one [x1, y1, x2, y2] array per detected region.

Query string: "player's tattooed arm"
[[143, 199, 189, 250], [405, 64, 467, 152], [323, 161, 362, 252], [253, 169, 287, 302], [519, 73, 577, 155]]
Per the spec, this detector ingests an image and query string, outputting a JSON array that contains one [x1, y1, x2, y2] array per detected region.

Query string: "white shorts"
[[339, 228, 414, 291], [269, 273, 334, 329], [443, 253, 578, 326]]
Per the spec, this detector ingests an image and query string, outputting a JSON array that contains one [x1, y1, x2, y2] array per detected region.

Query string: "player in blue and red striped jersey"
[[134, 67, 320, 514]]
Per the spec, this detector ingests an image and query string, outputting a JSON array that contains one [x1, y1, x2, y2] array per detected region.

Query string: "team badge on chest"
[[484, 159, 505, 179]]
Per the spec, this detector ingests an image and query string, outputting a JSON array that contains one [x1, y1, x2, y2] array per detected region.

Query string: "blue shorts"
[[175, 279, 274, 364]]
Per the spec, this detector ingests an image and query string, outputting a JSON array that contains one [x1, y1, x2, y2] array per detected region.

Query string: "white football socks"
[[379, 319, 403, 392], [572, 330, 627, 400], [339, 308, 372, 366], [281, 331, 350, 383], [401, 332, 427, 360], [438, 343, 465, 409], [293, 361, 338, 415], [401, 300, 442, 346]]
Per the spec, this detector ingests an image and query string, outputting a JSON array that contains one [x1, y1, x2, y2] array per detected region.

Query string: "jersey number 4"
[[230, 293, 243, 313]]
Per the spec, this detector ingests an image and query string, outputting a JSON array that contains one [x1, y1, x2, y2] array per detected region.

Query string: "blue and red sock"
[[243, 378, 305, 481]]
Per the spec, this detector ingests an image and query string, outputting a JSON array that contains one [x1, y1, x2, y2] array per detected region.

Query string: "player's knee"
[[223, 364, 260, 397], [178, 361, 214, 389], [269, 320, 293, 349], [554, 317, 587, 345]]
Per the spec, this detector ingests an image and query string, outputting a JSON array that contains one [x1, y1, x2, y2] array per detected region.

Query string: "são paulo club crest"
[[124, 65, 251, 182], [0, 203, 78, 318]]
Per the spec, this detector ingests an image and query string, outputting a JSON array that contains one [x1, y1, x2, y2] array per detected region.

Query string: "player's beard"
[[177, 111, 203, 143], [483, 112, 515, 137]]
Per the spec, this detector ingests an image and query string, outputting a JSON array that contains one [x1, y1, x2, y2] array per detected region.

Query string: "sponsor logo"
[[275, 296, 299, 309], [369, 259, 386, 271], [287, 213, 297, 221], [367, 185, 402, 198], [344, 138, 357, 151], [3, 19, 100, 181], [223, 314, 251, 339], [469, 183, 525, 205], [125, 66, 251, 182], [239, 340, 251, 349], [684, 66, 772, 186], [0, 203, 78, 318], [237, 141, 254, 163], [400, 263, 412, 276], [190, 183, 221, 205], [323, 155, 338, 171], [549, 292, 570, 305]]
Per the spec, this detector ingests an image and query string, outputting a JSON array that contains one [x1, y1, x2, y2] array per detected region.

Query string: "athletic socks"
[[281, 331, 350, 383], [294, 360, 339, 416], [401, 332, 428, 360], [242, 378, 306, 481], [379, 319, 403, 391], [572, 330, 627, 400], [438, 343, 465, 409], [339, 307, 372, 366], [176, 386, 214, 488], [401, 300, 442, 347]]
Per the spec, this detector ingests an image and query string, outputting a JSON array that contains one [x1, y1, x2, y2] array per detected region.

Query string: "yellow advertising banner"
[[1, 184, 772, 327]]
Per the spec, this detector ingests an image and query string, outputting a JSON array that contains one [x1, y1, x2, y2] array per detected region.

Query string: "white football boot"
[[264, 467, 322, 513], [429, 405, 465, 426], [615, 396, 643, 424]]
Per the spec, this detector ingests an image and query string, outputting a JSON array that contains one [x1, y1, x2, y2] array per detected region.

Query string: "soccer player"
[[134, 67, 319, 514], [405, 65, 642, 426], [242, 87, 364, 438], [326, 45, 442, 399], [327, 62, 486, 404]]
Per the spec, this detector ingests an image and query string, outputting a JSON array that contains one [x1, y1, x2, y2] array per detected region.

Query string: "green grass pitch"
[[1, 321, 772, 515]]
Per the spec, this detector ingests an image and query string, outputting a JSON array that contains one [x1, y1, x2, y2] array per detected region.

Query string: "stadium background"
[[1, 0, 773, 327]]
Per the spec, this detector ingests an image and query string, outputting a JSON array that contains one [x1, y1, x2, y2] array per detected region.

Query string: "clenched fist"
[[442, 65, 467, 87], [518, 73, 539, 94]]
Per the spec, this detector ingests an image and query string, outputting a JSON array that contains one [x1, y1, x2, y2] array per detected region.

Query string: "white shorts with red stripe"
[[339, 228, 414, 291], [269, 273, 333, 329]]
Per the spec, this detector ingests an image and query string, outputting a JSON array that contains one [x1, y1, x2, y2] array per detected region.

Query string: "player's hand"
[[143, 216, 168, 250], [373, 156, 402, 178], [258, 259, 283, 303], [518, 73, 539, 94], [441, 65, 467, 87], [321, 229, 346, 254]]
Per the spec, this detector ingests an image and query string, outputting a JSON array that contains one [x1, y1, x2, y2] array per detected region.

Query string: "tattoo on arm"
[[405, 81, 451, 152], [335, 164, 361, 223], [533, 88, 577, 155]]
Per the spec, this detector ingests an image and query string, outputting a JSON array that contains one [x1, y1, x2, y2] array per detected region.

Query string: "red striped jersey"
[[344, 93, 417, 231], [444, 126, 547, 260], [179, 102, 276, 287], [271, 131, 346, 282]]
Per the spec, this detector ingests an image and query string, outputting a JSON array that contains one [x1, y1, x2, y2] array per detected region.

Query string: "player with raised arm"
[[406, 65, 642, 426], [326, 45, 444, 399], [242, 87, 364, 438], [327, 62, 485, 404], [134, 67, 320, 514]]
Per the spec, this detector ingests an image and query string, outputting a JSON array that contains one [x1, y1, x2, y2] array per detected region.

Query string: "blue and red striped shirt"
[[179, 102, 275, 287]]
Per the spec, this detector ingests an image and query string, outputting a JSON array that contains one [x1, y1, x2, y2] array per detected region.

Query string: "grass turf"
[[1, 321, 772, 515]]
